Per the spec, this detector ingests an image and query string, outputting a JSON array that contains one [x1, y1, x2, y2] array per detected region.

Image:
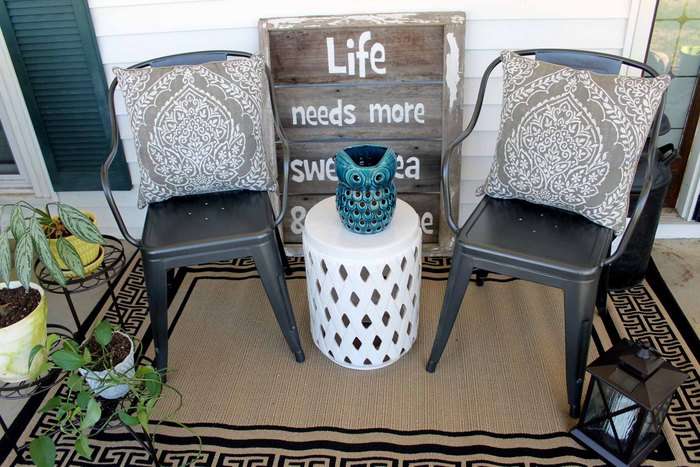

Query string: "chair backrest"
[[441, 49, 666, 264], [101, 51, 290, 246]]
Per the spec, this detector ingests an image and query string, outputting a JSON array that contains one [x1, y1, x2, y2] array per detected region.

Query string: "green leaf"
[[35, 361, 53, 376], [93, 321, 113, 346], [80, 398, 101, 431], [0, 229, 11, 287], [29, 219, 66, 287], [39, 396, 62, 413], [137, 407, 150, 433], [63, 339, 80, 352], [67, 373, 84, 391], [56, 205, 104, 244], [28, 344, 44, 369], [117, 410, 139, 426], [14, 232, 33, 290], [135, 365, 155, 377], [143, 370, 162, 396], [29, 436, 56, 467], [52, 348, 84, 371], [10, 204, 25, 241], [56, 236, 84, 278], [34, 205, 52, 225], [75, 435, 93, 460], [46, 333, 59, 349], [76, 391, 91, 409]]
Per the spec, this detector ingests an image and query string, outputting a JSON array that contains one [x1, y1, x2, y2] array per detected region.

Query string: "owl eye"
[[375, 174, 383, 182], [353, 174, 361, 182]]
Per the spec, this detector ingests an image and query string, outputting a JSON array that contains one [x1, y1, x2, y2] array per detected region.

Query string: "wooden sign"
[[259, 12, 465, 254]]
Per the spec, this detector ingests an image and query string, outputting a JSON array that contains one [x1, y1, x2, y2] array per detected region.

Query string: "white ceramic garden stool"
[[303, 196, 422, 370]]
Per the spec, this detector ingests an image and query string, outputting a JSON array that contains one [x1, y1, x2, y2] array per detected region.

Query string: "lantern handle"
[[635, 339, 654, 360]]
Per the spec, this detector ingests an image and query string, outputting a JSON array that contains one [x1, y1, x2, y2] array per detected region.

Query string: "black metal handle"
[[658, 143, 678, 168]]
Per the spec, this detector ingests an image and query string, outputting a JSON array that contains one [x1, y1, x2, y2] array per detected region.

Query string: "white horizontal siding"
[[88, 0, 632, 21], [72, 0, 649, 238]]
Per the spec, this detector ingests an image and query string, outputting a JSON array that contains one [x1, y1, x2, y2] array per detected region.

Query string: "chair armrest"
[[443, 56, 504, 235], [601, 103, 666, 267], [265, 65, 290, 228], [101, 79, 140, 247], [273, 125, 290, 228]]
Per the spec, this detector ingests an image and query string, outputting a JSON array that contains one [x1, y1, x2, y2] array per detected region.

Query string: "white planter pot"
[[0, 282, 48, 383], [79, 331, 135, 399]]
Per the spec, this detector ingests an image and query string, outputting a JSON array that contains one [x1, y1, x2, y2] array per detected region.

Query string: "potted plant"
[[0, 202, 103, 382], [42, 209, 103, 278], [27, 320, 198, 467]]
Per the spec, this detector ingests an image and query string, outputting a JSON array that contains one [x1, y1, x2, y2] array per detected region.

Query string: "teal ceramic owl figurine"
[[335, 144, 397, 234]]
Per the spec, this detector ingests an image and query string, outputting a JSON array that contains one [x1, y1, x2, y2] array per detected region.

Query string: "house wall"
[[60, 0, 655, 239]]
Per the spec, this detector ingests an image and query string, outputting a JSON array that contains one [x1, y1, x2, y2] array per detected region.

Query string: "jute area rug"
[[2, 255, 699, 466]]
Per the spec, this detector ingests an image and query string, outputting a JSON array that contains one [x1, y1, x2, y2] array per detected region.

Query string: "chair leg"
[[142, 258, 170, 372], [426, 253, 474, 372], [252, 239, 305, 363], [274, 226, 292, 275], [475, 269, 489, 287], [563, 277, 599, 418], [596, 265, 609, 317]]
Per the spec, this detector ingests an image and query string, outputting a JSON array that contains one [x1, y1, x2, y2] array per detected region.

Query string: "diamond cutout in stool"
[[360, 266, 370, 282], [382, 312, 391, 326], [382, 264, 391, 279], [391, 284, 399, 299]]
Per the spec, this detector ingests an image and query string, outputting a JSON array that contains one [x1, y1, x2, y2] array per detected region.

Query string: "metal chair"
[[426, 49, 665, 418], [102, 51, 305, 371]]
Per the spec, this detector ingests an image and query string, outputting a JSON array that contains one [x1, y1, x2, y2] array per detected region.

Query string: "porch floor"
[[0, 238, 697, 455]]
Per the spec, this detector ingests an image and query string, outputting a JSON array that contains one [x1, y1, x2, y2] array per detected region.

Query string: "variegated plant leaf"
[[0, 229, 11, 287], [10, 204, 25, 241], [56, 236, 84, 279], [29, 218, 66, 287], [56, 205, 104, 245], [14, 232, 33, 290]]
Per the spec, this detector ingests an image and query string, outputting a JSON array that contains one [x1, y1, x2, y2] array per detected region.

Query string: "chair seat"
[[459, 197, 614, 280], [141, 190, 276, 258]]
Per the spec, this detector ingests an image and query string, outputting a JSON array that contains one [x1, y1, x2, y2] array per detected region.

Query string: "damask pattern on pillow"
[[114, 54, 276, 208], [480, 51, 670, 234]]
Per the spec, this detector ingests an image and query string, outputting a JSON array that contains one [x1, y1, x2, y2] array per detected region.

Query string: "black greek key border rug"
[[1, 254, 698, 466]]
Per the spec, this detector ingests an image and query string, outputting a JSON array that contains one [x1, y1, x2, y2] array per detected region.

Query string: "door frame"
[[0, 29, 55, 200], [677, 120, 700, 219]]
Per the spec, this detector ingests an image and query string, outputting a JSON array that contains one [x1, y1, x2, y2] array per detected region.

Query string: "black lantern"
[[571, 338, 687, 467]]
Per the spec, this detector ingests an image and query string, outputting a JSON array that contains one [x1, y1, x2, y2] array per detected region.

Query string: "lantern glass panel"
[[582, 380, 642, 455], [631, 396, 673, 459]]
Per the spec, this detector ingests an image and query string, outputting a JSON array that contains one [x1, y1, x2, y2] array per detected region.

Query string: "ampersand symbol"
[[290, 206, 307, 234]]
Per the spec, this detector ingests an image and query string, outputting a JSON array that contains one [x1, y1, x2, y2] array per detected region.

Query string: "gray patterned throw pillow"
[[480, 51, 670, 234], [114, 54, 277, 208]]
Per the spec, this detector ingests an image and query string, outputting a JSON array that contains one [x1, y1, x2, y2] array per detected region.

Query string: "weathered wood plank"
[[279, 140, 441, 194], [276, 84, 442, 141], [268, 26, 444, 85]]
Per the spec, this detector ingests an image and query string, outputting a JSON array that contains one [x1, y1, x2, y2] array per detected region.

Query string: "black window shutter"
[[0, 0, 131, 191]]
